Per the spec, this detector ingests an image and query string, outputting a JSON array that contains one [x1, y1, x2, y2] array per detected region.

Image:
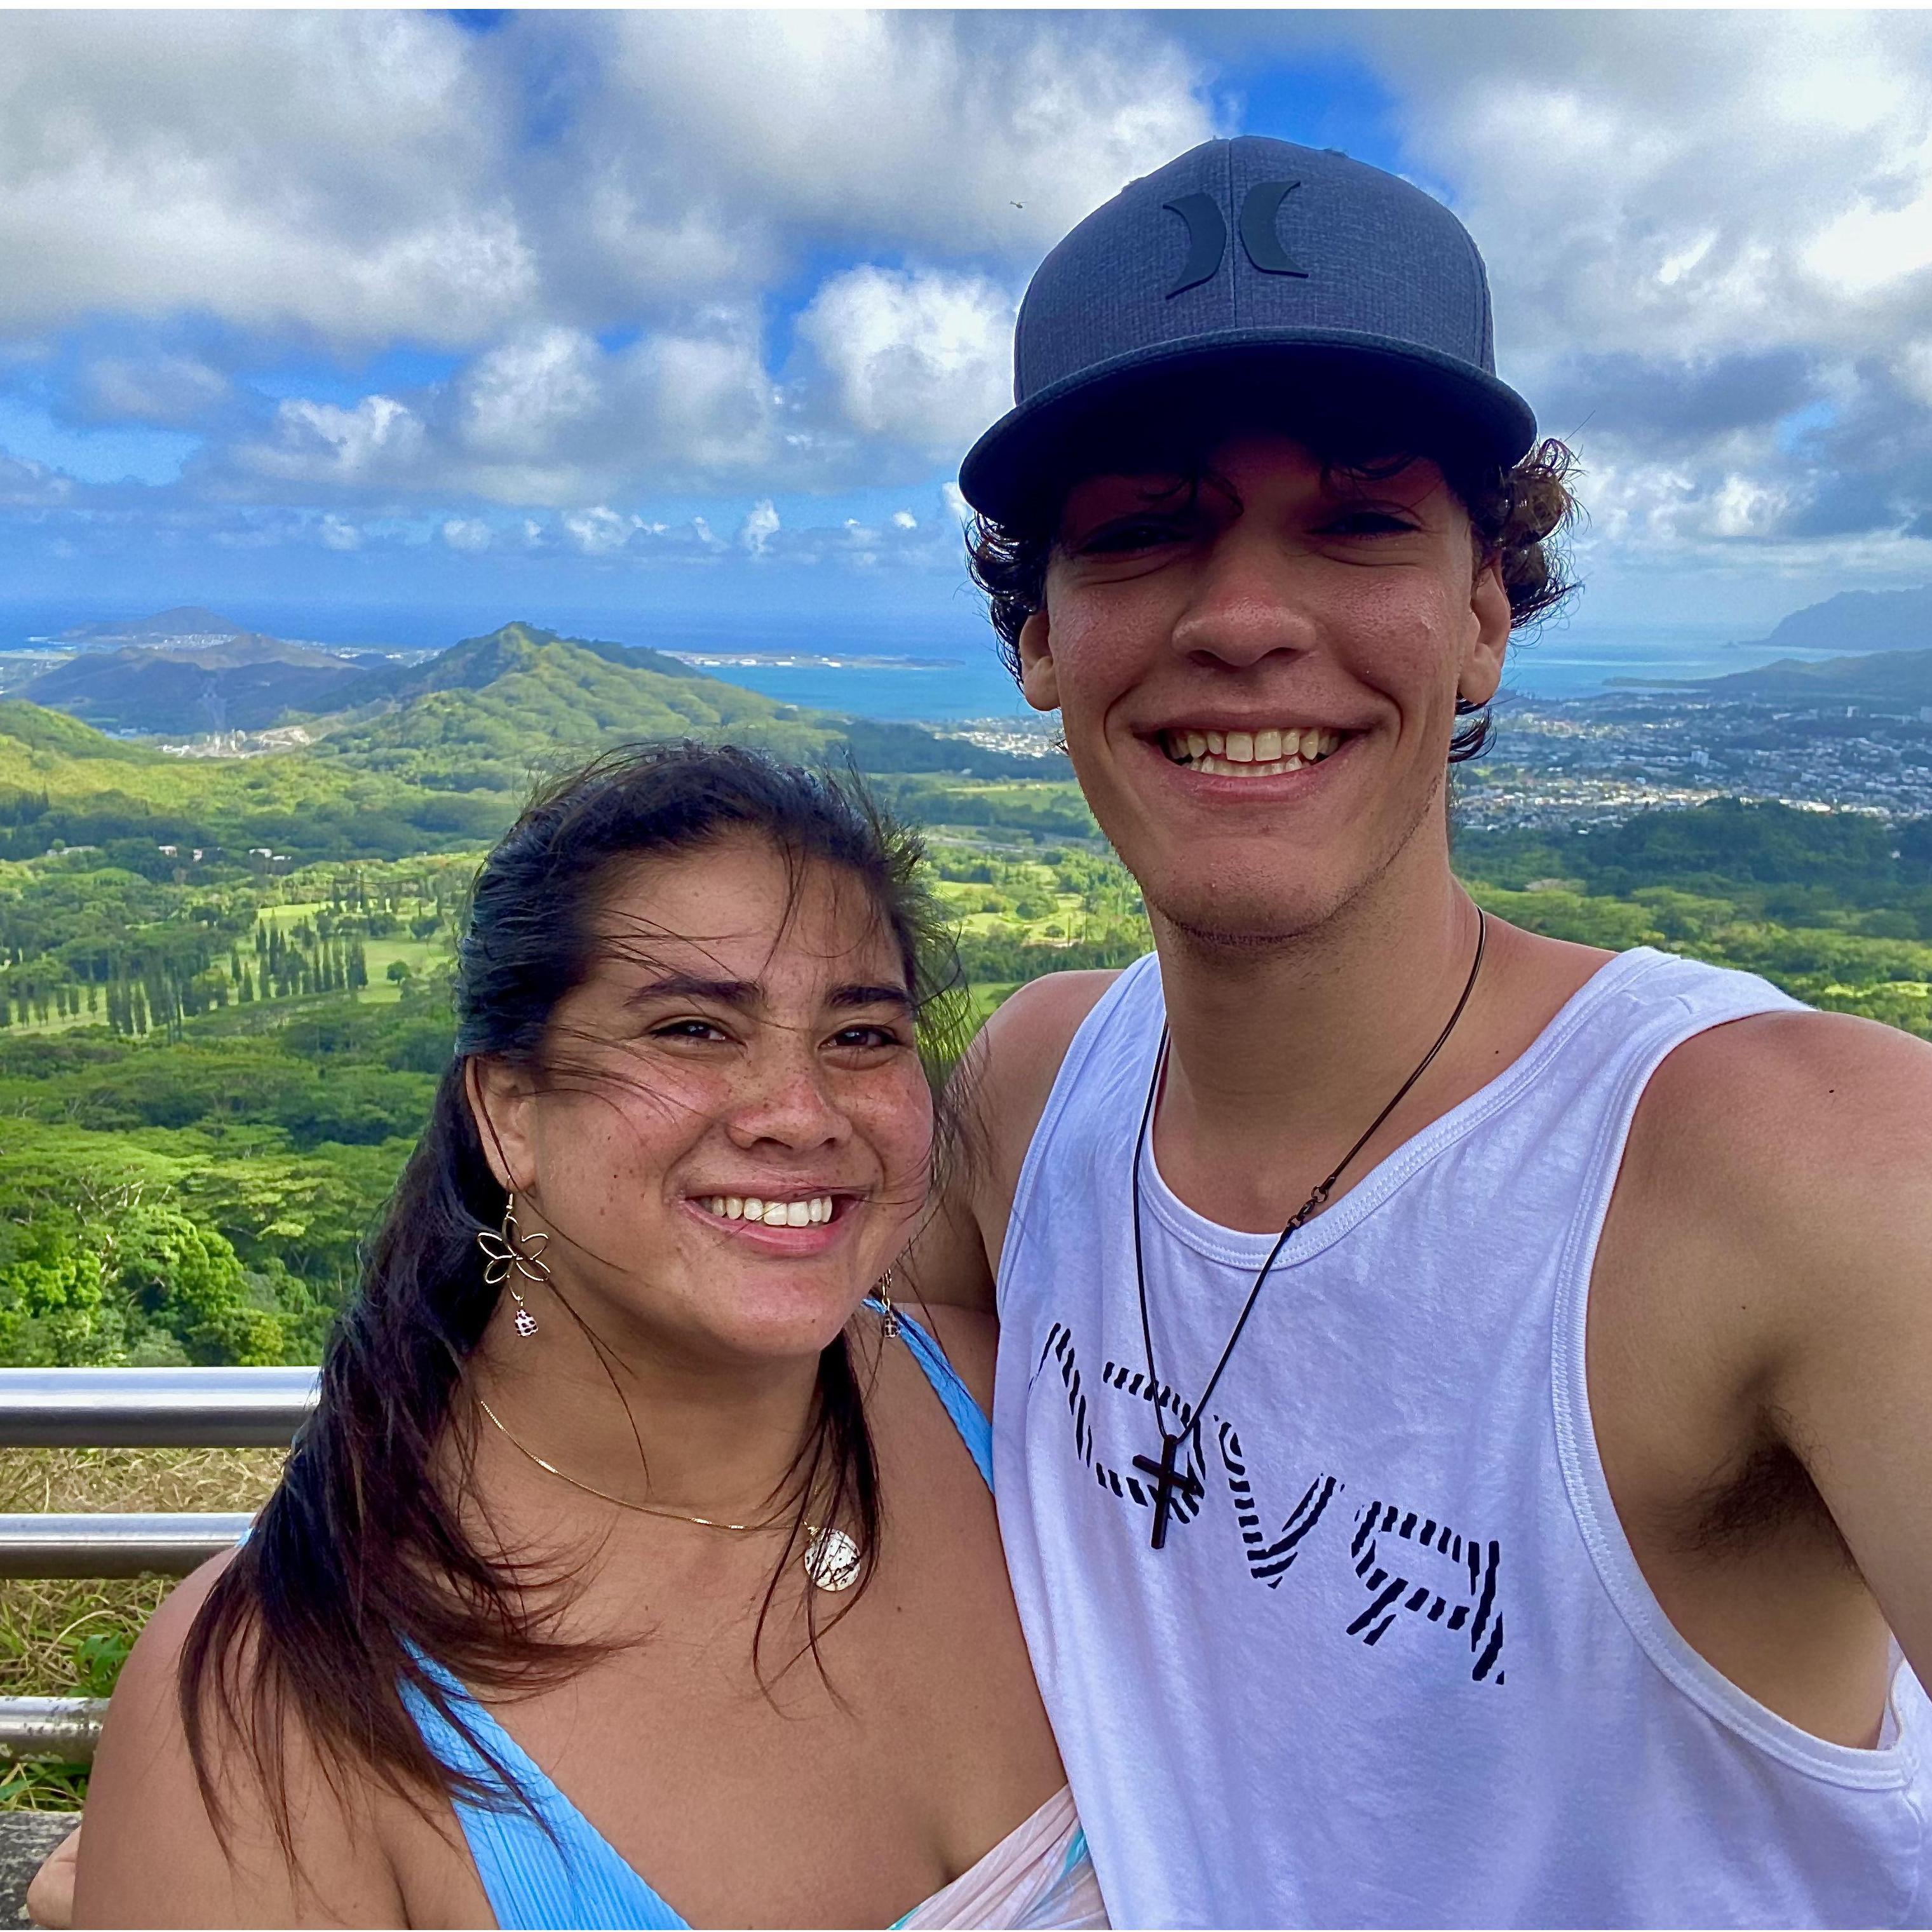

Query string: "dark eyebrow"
[[624, 975, 912, 1014], [830, 983, 914, 1012], [626, 973, 757, 1009]]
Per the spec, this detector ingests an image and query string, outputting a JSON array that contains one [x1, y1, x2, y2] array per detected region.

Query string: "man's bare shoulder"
[[1642, 1005, 1932, 1196], [966, 968, 1123, 1158], [1626, 1005, 1932, 1334]]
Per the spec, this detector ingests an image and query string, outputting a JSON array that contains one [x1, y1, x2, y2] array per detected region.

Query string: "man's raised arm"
[[1628, 1007, 1932, 1698], [1752, 1015, 1932, 1692]]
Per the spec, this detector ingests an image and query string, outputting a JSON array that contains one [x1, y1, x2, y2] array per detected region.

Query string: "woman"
[[71, 744, 1104, 1929]]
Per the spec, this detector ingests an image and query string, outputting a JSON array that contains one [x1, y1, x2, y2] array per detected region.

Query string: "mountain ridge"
[[1673, 642, 1932, 705], [0, 621, 1065, 870], [20, 635, 401, 733], [1742, 584, 1932, 654]]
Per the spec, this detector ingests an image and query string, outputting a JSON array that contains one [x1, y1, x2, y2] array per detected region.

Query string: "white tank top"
[[993, 946, 1932, 1929]]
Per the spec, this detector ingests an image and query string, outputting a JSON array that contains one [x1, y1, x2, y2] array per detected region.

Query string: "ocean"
[[677, 622, 1837, 723], [0, 602, 1841, 729]]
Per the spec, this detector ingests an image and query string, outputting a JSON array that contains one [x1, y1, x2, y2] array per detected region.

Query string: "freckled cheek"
[[534, 1071, 729, 1213], [850, 1081, 936, 1205]]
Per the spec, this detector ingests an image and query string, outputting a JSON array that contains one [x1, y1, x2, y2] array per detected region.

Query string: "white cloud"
[[1305, 12, 1932, 370], [19, 9, 1931, 588], [738, 499, 780, 557], [562, 506, 640, 557], [891, 510, 917, 530], [0, 12, 534, 346], [440, 517, 492, 554], [240, 395, 427, 489], [0, 11, 1218, 508], [318, 514, 361, 551], [525, 11, 1216, 313], [632, 325, 780, 482], [0, 11, 1212, 348], [454, 329, 603, 465], [796, 266, 1015, 455]]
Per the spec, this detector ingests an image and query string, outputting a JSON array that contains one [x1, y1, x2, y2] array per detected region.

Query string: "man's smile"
[[1157, 722, 1349, 780]]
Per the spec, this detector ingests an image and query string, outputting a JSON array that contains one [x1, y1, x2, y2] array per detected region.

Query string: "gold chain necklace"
[[473, 1396, 863, 1591]]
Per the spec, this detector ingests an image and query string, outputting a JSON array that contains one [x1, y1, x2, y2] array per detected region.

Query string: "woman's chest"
[[391, 1396, 1059, 1924]]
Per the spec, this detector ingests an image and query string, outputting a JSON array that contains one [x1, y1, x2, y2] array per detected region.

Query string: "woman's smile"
[[679, 1187, 866, 1255]]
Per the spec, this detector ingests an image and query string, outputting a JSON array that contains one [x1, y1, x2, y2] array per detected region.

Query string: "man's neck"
[[1147, 834, 1486, 1234]]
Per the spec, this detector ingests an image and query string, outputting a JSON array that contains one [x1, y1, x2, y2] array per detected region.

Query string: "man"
[[914, 135, 1932, 1927]]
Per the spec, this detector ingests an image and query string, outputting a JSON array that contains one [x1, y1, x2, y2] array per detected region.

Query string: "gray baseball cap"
[[959, 135, 1536, 525]]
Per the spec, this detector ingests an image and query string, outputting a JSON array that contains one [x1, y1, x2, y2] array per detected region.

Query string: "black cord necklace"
[[1128, 909, 1489, 1550]]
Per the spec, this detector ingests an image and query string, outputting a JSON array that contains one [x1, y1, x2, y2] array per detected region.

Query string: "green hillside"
[[0, 700, 504, 867], [0, 621, 1062, 869], [313, 621, 843, 789]]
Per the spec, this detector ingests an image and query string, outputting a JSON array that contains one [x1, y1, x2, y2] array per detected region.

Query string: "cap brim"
[[958, 331, 1538, 527]]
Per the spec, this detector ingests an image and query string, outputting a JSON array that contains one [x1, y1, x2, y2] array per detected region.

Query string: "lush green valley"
[[6, 622, 1932, 1371]]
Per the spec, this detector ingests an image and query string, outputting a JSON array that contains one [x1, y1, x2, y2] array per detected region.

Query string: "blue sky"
[[3, 10, 1931, 652]]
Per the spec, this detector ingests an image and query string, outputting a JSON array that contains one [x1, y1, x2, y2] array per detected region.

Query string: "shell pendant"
[[803, 1525, 862, 1592]]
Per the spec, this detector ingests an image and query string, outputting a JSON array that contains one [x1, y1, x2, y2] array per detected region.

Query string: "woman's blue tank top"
[[400, 1306, 996, 1929]]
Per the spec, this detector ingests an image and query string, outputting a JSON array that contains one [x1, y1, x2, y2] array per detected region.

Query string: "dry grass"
[[0, 1446, 285, 1518], [0, 1449, 285, 1809]]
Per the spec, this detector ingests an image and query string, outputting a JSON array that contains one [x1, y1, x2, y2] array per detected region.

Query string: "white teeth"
[[1166, 726, 1341, 771], [703, 1192, 836, 1224]]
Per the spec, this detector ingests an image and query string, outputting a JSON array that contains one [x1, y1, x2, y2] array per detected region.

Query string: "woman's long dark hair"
[[179, 741, 968, 1851]]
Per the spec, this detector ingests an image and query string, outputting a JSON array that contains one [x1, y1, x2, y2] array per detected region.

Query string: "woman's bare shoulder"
[[74, 1551, 409, 1929]]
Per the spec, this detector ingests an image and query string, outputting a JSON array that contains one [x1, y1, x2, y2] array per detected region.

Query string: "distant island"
[[1736, 583, 1932, 654], [1607, 642, 1932, 708], [39, 604, 250, 649]]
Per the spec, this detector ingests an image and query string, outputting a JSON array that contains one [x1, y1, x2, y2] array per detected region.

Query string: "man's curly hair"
[[966, 419, 1581, 762]]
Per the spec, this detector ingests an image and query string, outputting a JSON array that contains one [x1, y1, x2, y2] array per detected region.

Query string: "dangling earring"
[[872, 1265, 901, 1340], [477, 1192, 550, 1337]]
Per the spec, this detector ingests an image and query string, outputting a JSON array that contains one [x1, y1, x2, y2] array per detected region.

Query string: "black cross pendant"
[[1132, 1431, 1204, 1550]]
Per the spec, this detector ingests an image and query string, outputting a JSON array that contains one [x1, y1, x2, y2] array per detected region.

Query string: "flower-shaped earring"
[[478, 1192, 550, 1337]]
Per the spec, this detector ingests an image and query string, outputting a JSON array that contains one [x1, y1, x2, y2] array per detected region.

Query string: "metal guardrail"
[[0, 1366, 318, 1448], [0, 1699, 108, 1757], [0, 1368, 314, 1762], [0, 1512, 256, 1579]]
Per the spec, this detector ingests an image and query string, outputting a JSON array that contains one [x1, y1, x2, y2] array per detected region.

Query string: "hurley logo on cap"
[[1163, 180, 1307, 296]]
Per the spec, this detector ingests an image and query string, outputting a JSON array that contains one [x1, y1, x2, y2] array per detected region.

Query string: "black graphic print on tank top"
[[1034, 1321, 1507, 1684]]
